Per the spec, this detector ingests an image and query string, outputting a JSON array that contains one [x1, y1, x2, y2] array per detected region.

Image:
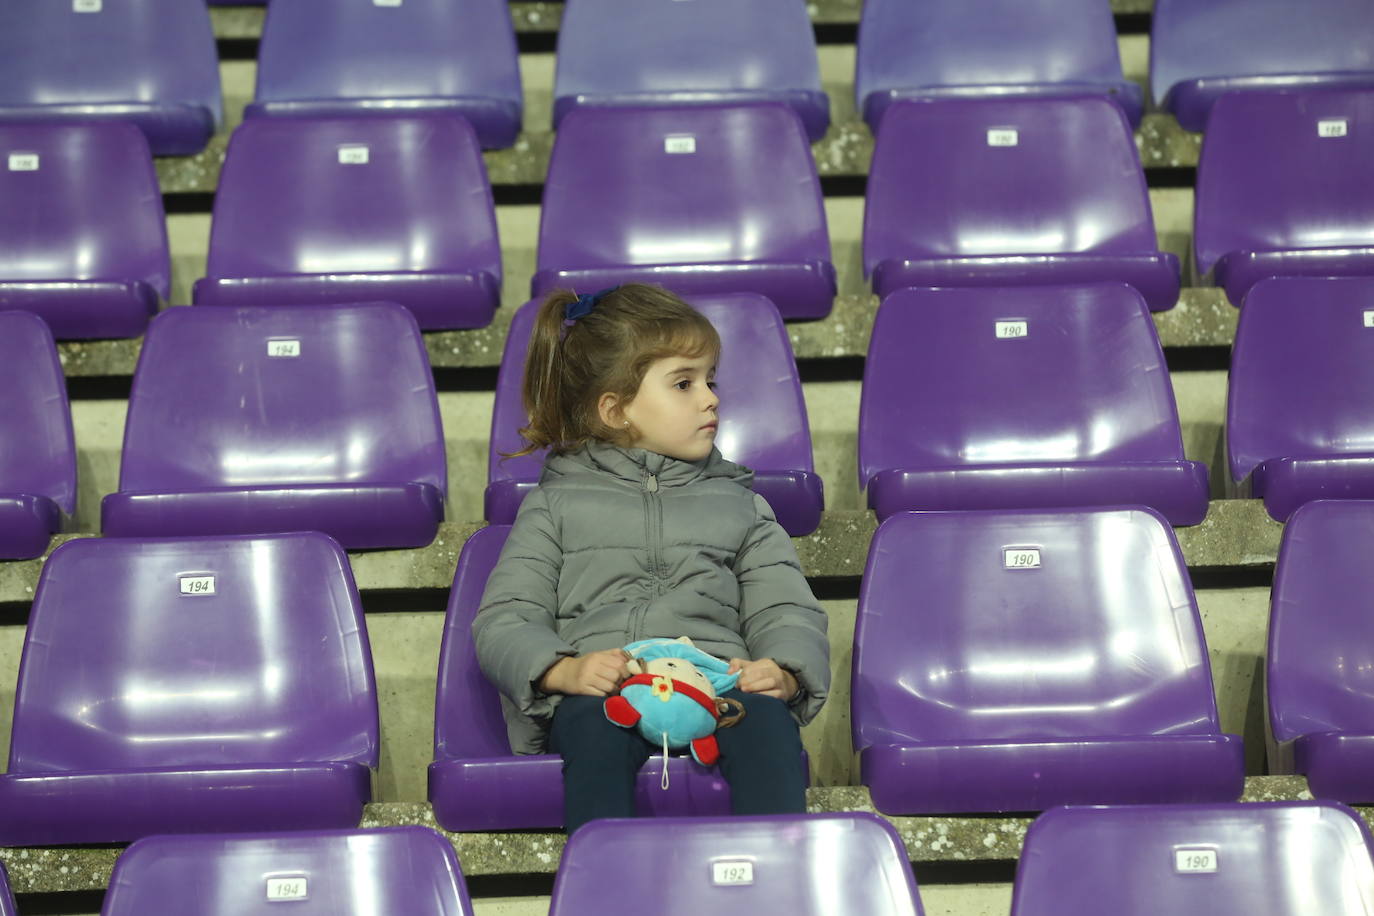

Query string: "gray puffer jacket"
[[473, 440, 830, 754]]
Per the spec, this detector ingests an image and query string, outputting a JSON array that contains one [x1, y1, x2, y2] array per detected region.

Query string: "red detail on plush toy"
[[690, 735, 720, 766], [604, 694, 641, 727]]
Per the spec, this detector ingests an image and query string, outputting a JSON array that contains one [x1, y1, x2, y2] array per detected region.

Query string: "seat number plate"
[[1318, 119, 1348, 138], [266, 876, 308, 900], [7, 154, 38, 172], [987, 128, 1019, 147], [338, 145, 370, 165], [711, 861, 754, 885], [267, 339, 301, 358], [73, 0, 101, 11], [179, 575, 216, 596], [664, 135, 697, 154], [1004, 548, 1040, 569], [995, 320, 1028, 338], [1174, 848, 1217, 874]]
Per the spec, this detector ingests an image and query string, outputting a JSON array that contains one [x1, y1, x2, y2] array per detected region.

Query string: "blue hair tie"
[[565, 286, 619, 323]]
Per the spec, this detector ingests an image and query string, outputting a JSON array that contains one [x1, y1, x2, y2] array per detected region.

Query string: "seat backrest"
[[254, 0, 519, 113], [0, 122, 169, 297], [117, 304, 445, 495], [8, 533, 378, 772], [863, 96, 1157, 276], [1226, 278, 1374, 483], [858, 285, 1187, 488], [852, 507, 1221, 751], [1011, 802, 1374, 915], [1268, 500, 1374, 745], [206, 116, 499, 283], [0, 861, 14, 916], [489, 293, 814, 497], [1195, 89, 1374, 279], [549, 814, 924, 916], [0, 311, 76, 513], [103, 827, 472, 916], [537, 104, 828, 273]]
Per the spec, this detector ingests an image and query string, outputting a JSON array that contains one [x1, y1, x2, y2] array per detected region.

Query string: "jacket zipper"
[[632, 469, 663, 641]]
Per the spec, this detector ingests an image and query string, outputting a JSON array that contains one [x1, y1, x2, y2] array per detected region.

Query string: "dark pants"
[[548, 688, 807, 834]]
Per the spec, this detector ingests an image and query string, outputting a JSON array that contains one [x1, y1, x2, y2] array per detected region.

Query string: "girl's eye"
[[707, 380, 718, 391], [675, 379, 691, 391]]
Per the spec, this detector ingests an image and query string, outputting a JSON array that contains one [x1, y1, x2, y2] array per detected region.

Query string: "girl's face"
[[619, 352, 719, 461]]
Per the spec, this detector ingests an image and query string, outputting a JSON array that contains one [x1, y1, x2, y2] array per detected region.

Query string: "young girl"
[[473, 283, 830, 833]]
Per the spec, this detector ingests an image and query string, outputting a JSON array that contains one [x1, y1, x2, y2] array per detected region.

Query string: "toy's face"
[[642, 656, 715, 696]]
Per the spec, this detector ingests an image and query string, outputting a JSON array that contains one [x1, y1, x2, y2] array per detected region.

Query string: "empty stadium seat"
[[856, 0, 1142, 133], [0, 122, 169, 339], [0, 0, 221, 156], [101, 304, 446, 549], [1267, 500, 1374, 802], [852, 507, 1244, 815], [1011, 802, 1374, 914], [864, 97, 1179, 309], [859, 285, 1209, 525], [0, 532, 379, 846], [486, 293, 823, 535], [194, 115, 500, 330], [1226, 277, 1374, 521], [553, 0, 828, 141], [547, 814, 924, 916], [103, 827, 472, 915], [1195, 89, 1374, 307], [532, 104, 836, 320], [247, 0, 521, 150], [1152, 0, 1374, 132], [0, 312, 75, 560]]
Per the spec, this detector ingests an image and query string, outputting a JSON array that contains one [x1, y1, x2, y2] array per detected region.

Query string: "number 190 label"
[[1174, 848, 1217, 874], [995, 319, 1028, 339], [179, 575, 215, 596], [1004, 548, 1040, 569], [266, 876, 308, 901], [711, 860, 754, 885]]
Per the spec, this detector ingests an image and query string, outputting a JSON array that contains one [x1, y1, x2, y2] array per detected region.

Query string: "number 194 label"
[[711, 860, 754, 885], [266, 876, 308, 900], [267, 339, 301, 358], [1174, 848, 1217, 874], [179, 575, 215, 596], [1004, 548, 1040, 569]]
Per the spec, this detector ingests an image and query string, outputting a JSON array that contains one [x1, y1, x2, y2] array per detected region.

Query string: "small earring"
[[623, 420, 630, 427]]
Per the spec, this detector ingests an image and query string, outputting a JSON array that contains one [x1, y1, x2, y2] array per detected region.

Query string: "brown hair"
[[513, 284, 720, 456]]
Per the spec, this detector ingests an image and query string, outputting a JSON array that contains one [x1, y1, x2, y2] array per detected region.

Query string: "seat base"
[[101, 483, 443, 550], [0, 494, 60, 560], [861, 735, 1244, 814], [245, 97, 522, 150], [872, 254, 1180, 311], [0, 280, 159, 339], [553, 90, 831, 142], [1215, 248, 1374, 308], [1295, 732, 1374, 804], [1166, 73, 1374, 133], [1252, 455, 1374, 522], [866, 461, 1211, 526], [0, 103, 215, 156], [0, 762, 370, 846], [863, 81, 1144, 134], [531, 262, 837, 321]]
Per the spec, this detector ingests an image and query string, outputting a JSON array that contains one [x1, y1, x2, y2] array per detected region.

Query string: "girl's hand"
[[539, 649, 632, 697], [728, 657, 799, 701]]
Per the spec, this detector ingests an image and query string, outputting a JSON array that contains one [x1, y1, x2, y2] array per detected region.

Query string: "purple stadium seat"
[[856, 0, 1142, 133], [0, 122, 169, 339], [1267, 500, 1374, 802], [859, 285, 1209, 525], [486, 293, 823, 535], [532, 104, 836, 320], [103, 828, 473, 915], [1011, 802, 1374, 914], [0, 0, 221, 156], [1226, 278, 1374, 521], [101, 304, 445, 549], [1152, 0, 1374, 132], [430, 525, 808, 830], [194, 115, 500, 330], [852, 507, 1244, 815], [864, 97, 1178, 310], [552, 0, 828, 141], [0, 862, 13, 916], [0, 533, 378, 846], [1195, 89, 1374, 308], [548, 814, 924, 916], [246, 0, 521, 150], [0, 312, 75, 560]]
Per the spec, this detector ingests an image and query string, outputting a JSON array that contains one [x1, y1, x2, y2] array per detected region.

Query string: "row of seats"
[[3, 500, 1374, 844], [9, 804, 1372, 914], [5, 87, 1374, 340]]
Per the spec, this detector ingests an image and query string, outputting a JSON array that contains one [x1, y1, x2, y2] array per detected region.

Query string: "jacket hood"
[[541, 439, 753, 490]]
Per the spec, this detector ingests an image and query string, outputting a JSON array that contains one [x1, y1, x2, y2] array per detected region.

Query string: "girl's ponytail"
[[515, 290, 579, 456]]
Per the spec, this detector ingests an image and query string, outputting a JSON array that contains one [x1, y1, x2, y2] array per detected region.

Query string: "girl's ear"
[[597, 391, 623, 429]]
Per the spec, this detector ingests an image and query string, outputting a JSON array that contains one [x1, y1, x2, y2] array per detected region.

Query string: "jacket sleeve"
[[472, 488, 576, 721], [732, 493, 830, 725]]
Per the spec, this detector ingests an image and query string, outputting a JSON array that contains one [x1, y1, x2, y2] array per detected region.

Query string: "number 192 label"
[[266, 876, 308, 900], [1174, 848, 1217, 874], [711, 860, 754, 885], [1004, 548, 1040, 569]]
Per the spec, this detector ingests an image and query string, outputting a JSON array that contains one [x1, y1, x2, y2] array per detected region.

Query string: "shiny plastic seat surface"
[[1227, 278, 1374, 521], [248, 0, 521, 149], [859, 284, 1208, 524], [101, 304, 446, 549], [856, 0, 1141, 131], [1151, 0, 1374, 132], [864, 97, 1178, 309], [0, 533, 379, 846], [533, 104, 836, 320], [1011, 802, 1374, 915], [0, 0, 221, 155], [553, 0, 828, 140], [852, 507, 1244, 814], [0, 862, 14, 916], [1195, 89, 1374, 307], [548, 814, 924, 916], [0, 122, 168, 338], [195, 115, 500, 330], [103, 827, 473, 916], [0, 311, 76, 560], [486, 293, 823, 535]]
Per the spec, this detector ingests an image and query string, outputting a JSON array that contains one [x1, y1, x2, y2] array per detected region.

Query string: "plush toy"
[[604, 637, 746, 779]]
